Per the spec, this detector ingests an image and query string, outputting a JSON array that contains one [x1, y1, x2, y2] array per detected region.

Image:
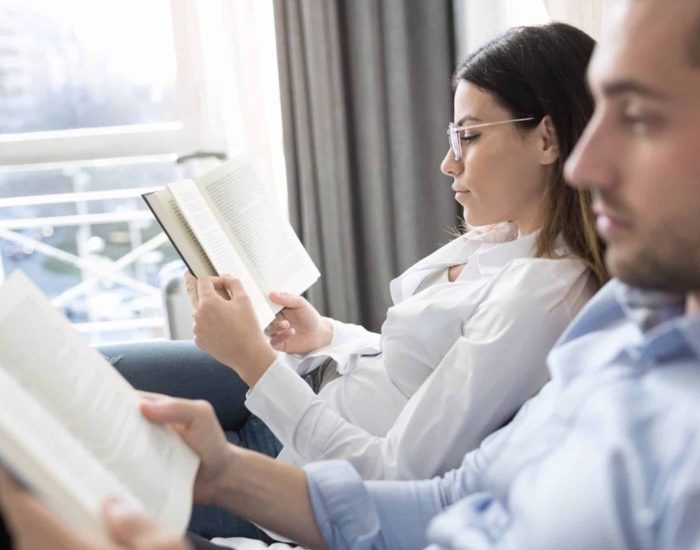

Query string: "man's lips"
[[593, 204, 632, 236]]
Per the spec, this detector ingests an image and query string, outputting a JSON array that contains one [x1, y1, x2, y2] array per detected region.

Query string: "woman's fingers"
[[184, 272, 199, 309], [269, 291, 305, 308], [264, 319, 290, 336], [270, 328, 295, 350]]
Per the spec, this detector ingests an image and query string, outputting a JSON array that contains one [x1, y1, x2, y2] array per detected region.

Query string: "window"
[[0, 0, 284, 343], [0, 158, 180, 342]]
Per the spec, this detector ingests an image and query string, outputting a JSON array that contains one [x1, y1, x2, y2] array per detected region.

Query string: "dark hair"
[[453, 22, 608, 286]]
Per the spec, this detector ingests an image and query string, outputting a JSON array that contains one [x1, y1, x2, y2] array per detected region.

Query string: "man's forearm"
[[213, 446, 327, 549]]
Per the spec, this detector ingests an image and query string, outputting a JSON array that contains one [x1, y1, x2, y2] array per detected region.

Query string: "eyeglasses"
[[447, 117, 536, 161]]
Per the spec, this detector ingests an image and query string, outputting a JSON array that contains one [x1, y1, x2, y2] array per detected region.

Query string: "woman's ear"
[[538, 115, 560, 166]]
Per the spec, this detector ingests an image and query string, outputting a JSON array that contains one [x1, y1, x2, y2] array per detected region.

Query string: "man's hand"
[[265, 292, 332, 354], [192, 276, 277, 386], [0, 471, 190, 550], [139, 394, 232, 507], [103, 499, 190, 549]]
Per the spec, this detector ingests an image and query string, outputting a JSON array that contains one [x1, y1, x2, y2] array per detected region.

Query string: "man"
[[2, 0, 700, 547]]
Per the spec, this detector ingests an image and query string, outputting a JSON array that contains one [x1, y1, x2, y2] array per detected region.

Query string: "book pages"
[[168, 179, 277, 326], [195, 157, 320, 301], [0, 271, 199, 535], [143, 188, 217, 277], [0, 367, 142, 538]]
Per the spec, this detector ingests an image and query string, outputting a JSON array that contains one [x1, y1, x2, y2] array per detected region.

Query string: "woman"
[[104, 22, 605, 540]]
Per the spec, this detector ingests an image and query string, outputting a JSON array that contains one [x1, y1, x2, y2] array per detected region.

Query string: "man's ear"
[[538, 115, 560, 166]]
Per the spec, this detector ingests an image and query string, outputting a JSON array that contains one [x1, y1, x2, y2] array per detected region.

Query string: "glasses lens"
[[448, 123, 461, 160]]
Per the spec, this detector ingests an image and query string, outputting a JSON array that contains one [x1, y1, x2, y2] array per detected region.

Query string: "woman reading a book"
[[104, 22, 607, 541]]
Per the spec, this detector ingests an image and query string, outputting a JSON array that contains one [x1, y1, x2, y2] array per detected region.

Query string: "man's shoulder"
[[552, 279, 624, 345]]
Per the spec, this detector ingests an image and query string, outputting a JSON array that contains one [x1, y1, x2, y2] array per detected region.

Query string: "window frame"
[[0, 0, 223, 167]]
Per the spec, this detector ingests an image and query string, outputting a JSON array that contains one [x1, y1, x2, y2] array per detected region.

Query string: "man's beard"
[[606, 229, 700, 293]]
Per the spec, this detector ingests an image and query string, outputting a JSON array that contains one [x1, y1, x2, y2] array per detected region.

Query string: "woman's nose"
[[440, 149, 462, 177]]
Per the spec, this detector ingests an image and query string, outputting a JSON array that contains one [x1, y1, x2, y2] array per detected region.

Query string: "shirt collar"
[[394, 222, 518, 276], [614, 282, 700, 361], [471, 228, 538, 276], [390, 223, 549, 303], [615, 284, 686, 332]]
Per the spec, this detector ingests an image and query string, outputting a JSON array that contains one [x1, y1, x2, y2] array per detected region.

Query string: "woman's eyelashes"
[[460, 132, 480, 143]]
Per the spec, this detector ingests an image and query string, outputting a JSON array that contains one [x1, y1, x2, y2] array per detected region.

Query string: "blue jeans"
[[100, 340, 283, 542]]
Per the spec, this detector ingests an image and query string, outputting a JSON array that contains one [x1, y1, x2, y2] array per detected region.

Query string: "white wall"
[[454, 0, 549, 61], [453, 0, 607, 61], [542, 0, 608, 39]]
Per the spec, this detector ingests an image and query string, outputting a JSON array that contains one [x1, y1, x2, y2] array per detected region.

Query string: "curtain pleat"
[[274, 0, 458, 330]]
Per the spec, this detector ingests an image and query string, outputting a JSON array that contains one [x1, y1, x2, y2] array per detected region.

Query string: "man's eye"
[[460, 133, 480, 142], [622, 114, 650, 133], [620, 109, 662, 134]]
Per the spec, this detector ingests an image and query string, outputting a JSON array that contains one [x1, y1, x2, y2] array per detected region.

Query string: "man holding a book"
[[3, 0, 700, 547]]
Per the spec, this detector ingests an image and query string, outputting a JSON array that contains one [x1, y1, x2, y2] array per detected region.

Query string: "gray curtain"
[[274, 0, 458, 331]]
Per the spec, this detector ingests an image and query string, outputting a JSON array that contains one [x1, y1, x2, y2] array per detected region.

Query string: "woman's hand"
[[184, 272, 198, 309], [265, 292, 332, 354], [192, 276, 277, 386]]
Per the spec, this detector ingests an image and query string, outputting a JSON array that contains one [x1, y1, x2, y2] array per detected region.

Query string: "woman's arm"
[[249, 263, 589, 480], [192, 276, 380, 385]]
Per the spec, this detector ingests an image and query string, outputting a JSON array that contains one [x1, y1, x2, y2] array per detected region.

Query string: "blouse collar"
[[390, 222, 553, 303]]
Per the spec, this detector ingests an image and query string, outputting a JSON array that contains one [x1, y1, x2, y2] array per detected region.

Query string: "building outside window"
[[0, 0, 284, 343]]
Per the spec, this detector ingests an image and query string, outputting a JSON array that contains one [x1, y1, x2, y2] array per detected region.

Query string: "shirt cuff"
[[285, 320, 381, 376], [328, 319, 376, 347], [305, 460, 380, 548], [245, 358, 318, 445]]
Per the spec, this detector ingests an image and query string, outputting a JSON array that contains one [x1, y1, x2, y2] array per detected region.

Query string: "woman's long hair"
[[454, 22, 608, 286]]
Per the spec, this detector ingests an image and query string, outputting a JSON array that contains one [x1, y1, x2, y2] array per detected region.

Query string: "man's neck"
[[686, 292, 700, 315]]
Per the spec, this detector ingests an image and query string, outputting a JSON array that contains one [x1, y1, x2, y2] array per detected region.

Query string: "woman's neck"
[[513, 207, 545, 237], [514, 220, 543, 238], [514, 190, 548, 237]]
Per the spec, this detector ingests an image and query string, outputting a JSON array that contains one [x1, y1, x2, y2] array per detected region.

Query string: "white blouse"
[[245, 223, 598, 480]]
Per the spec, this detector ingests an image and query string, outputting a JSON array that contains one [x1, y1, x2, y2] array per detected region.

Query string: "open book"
[[0, 271, 199, 542], [143, 156, 320, 327]]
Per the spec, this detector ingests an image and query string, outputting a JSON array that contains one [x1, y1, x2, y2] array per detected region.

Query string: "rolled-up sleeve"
[[305, 460, 448, 549]]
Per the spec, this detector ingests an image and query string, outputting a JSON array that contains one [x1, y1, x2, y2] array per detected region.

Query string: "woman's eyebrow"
[[456, 114, 484, 126]]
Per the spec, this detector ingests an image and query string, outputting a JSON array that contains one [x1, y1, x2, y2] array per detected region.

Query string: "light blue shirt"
[[304, 279, 700, 549]]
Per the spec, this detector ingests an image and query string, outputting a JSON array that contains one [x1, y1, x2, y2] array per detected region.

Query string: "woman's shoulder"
[[481, 255, 596, 316], [505, 253, 590, 284]]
